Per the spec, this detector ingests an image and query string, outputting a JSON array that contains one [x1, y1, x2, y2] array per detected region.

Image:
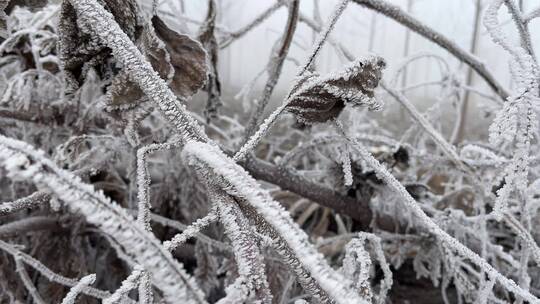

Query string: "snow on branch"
[[182, 140, 368, 304]]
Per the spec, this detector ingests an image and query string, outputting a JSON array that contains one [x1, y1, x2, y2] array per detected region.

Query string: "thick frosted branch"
[[209, 187, 272, 304]]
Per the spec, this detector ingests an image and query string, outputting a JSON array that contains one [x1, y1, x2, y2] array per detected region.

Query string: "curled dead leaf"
[[286, 56, 386, 124], [151, 15, 207, 99], [107, 17, 208, 109]]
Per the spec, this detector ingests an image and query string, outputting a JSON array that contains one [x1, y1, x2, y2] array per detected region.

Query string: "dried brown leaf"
[[151, 15, 207, 99], [287, 56, 386, 124]]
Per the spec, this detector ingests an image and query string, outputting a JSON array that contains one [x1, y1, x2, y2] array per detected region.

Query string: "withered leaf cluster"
[[58, 0, 208, 110]]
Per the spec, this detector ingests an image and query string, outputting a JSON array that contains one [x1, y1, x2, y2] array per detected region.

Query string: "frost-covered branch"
[[0, 191, 51, 216], [209, 186, 273, 304], [61, 274, 96, 304], [136, 141, 181, 230], [103, 266, 145, 304], [163, 208, 218, 252]]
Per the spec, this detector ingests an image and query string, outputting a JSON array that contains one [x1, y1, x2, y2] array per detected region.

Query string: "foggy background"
[[152, 0, 540, 138]]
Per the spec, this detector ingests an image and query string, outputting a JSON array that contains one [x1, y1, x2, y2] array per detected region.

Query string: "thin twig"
[[243, 0, 299, 142]]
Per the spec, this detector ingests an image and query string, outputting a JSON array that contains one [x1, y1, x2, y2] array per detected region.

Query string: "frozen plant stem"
[[136, 141, 180, 231], [0, 191, 51, 216], [208, 186, 273, 303], [103, 266, 144, 304], [333, 120, 540, 303]]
